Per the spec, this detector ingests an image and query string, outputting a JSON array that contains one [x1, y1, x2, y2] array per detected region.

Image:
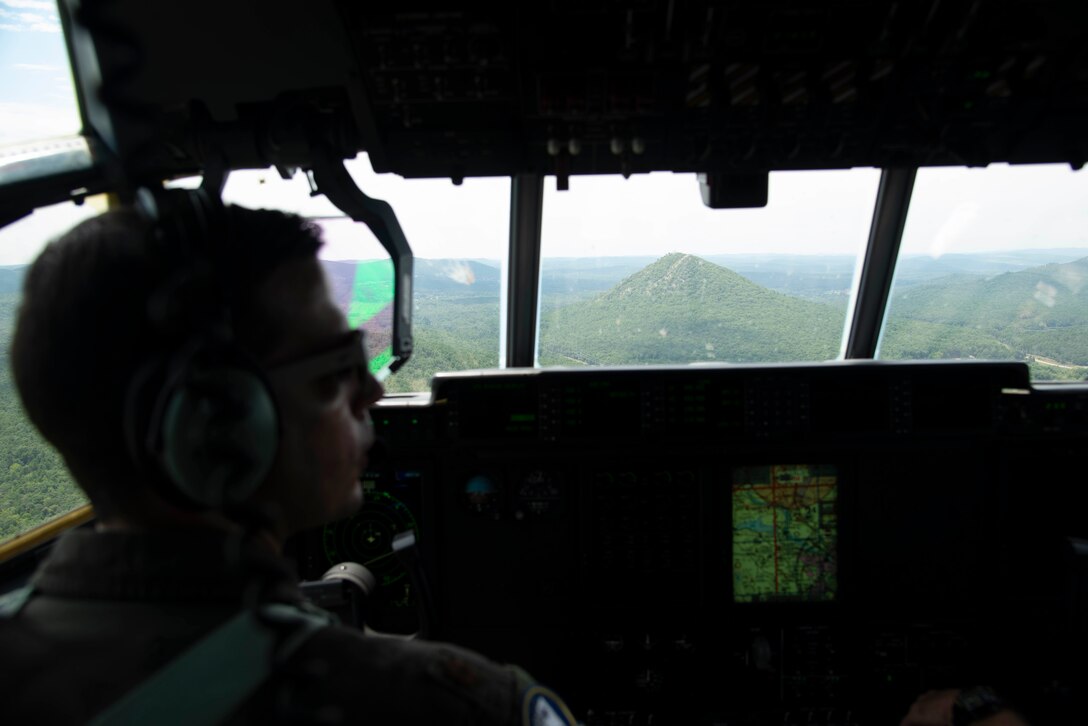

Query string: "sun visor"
[[318, 246, 400, 378], [307, 146, 413, 376]]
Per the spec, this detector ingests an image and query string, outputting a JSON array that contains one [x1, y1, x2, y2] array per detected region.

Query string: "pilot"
[[0, 202, 576, 725]]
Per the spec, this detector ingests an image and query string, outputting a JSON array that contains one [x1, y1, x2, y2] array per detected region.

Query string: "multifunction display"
[[732, 464, 838, 603]]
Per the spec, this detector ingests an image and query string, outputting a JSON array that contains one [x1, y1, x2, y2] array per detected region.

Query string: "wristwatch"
[[952, 686, 1010, 726]]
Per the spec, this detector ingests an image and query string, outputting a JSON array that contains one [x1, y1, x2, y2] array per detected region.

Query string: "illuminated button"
[[464, 474, 500, 517]]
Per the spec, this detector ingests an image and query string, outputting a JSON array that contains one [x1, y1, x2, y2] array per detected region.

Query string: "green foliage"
[[0, 293, 86, 542], [384, 325, 499, 393], [382, 294, 500, 393], [539, 253, 845, 365], [879, 318, 1016, 361], [882, 257, 1088, 377]]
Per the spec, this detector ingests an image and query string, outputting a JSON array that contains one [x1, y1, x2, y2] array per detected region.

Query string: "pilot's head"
[[10, 204, 382, 541]]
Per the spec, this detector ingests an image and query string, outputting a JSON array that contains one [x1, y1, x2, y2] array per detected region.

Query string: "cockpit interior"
[[2, 1, 1087, 723]]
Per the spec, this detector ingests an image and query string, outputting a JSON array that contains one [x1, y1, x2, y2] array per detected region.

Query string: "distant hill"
[[705, 254, 856, 303], [539, 253, 844, 365], [891, 257, 1088, 329], [536, 250, 1088, 306], [704, 250, 1088, 299], [884, 256, 1088, 365], [414, 259, 500, 295], [895, 249, 1088, 284], [540, 257, 656, 298]]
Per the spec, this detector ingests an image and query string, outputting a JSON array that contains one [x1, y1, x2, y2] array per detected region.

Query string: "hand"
[[900, 689, 960, 726]]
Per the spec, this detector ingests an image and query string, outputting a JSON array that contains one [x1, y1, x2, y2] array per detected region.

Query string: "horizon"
[[4, 246, 1088, 270]]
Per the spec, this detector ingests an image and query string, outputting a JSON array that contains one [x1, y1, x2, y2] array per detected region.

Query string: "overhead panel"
[[63, 1, 1088, 181]]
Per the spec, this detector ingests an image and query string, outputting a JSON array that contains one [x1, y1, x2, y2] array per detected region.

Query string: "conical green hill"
[[540, 253, 844, 365]]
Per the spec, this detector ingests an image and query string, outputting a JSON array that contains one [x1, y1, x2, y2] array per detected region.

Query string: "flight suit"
[[0, 529, 576, 725]]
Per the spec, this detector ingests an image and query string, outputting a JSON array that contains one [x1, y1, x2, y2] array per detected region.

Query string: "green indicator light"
[[510, 413, 537, 423], [411, 418, 419, 425]]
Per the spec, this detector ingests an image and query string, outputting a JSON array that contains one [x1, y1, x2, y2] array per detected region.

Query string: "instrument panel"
[[294, 361, 1087, 724]]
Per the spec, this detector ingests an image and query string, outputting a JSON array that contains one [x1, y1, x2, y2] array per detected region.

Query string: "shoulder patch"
[[522, 685, 577, 726]]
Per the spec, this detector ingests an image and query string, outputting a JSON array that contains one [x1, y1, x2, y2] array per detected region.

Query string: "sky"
[[1, 1, 1087, 267], [0, 0, 79, 145]]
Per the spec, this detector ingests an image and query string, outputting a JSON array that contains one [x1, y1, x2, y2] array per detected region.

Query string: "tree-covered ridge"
[[881, 257, 1088, 378], [539, 253, 845, 365], [890, 258, 1088, 333]]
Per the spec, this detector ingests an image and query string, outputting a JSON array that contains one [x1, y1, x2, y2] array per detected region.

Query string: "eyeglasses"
[[266, 329, 369, 389]]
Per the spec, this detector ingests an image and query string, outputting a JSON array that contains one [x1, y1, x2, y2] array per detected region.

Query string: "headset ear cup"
[[159, 365, 278, 509]]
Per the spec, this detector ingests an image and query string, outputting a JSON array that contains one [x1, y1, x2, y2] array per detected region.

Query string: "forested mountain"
[[538, 253, 844, 365], [892, 257, 1088, 329], [881, 257, 1088, 368]]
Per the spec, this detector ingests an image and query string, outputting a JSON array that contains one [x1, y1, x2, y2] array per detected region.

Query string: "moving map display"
[[732, 464, 838, 603]]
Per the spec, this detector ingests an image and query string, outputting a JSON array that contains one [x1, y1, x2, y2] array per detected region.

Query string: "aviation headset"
[[123, 188, 279, 511]]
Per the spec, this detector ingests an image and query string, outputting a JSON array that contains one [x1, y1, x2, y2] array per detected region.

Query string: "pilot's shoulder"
[[296, 625, 577, 725]]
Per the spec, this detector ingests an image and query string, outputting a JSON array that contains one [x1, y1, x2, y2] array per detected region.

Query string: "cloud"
[[12, 62, 62, 71], [0, 5, 59, 32], [1, 0, 56, 10]]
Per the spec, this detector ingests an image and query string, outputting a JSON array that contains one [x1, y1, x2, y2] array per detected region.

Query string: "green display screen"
[[325, 258, 396, 375], [732, 464, 838, 603]]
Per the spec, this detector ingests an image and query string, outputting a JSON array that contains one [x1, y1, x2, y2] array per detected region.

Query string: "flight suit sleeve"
[[423, 644, 579, 725]]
